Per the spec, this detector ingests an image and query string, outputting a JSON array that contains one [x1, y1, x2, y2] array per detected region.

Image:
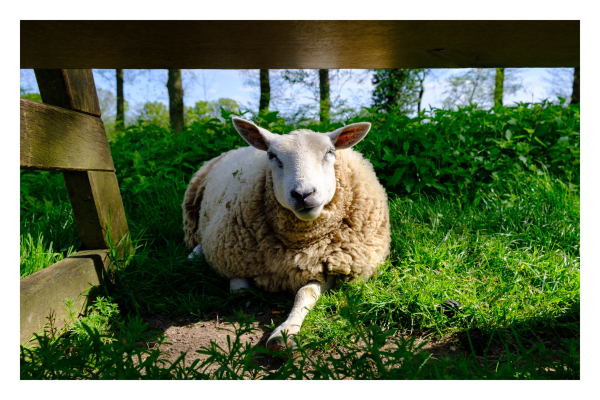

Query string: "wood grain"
[[20, 249, 110, 345], [63, 170, 129, 251], [21, 21, 579, 69], [20, 98, 114, 172], [31, 68, 130, 250], [34, 69, 102, 117]]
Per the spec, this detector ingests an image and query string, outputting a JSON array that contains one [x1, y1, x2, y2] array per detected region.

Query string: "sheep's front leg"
[[230, 278, 251, 293], [266, 275, 335, 352], [188, 245, 204, 259]]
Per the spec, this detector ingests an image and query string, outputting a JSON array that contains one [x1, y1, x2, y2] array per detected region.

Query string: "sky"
[[20, 67, 575, 123]]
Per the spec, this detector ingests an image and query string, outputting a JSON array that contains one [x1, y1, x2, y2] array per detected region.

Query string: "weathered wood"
[[20, 249, 111, 346], [34, 69, 102, 117], [20, 21, 579, 69], [32, 68, 130, 250], [20, 98, 115, 172], [63, 171, 129, 251]]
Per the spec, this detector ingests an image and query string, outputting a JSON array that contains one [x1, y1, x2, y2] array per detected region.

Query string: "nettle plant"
[[355, 100, 579, 196], [109, 101, 579, 204]]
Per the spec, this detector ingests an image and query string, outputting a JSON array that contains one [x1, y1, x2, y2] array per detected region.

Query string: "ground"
[[142, 307, 502, 374]]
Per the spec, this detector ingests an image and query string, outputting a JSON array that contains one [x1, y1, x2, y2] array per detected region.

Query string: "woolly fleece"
[[183, 142, 391, 293]]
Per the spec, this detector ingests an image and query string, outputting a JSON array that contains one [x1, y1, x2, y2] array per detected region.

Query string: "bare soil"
[[141, 307, 575, 377], [143, 306, 289, 372]]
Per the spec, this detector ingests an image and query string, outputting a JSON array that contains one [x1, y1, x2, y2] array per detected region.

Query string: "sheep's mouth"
[[292, 204, 324, 221], [297, 203, 322, 213]]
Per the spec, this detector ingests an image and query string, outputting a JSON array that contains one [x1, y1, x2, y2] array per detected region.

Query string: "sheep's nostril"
[[290, 190, 303, 201], [291, 189, 315, 201]]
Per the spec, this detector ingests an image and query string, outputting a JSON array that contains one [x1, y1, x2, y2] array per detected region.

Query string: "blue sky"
[[20, 68, 574, 121]]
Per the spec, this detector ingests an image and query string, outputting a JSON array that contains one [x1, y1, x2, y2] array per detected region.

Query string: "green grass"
[[19, 104, 580, 379], [20, 170, 580, 379], [20, 170, 79, 276], [20, 233, 76, 278], [301, 173, 579, 347]]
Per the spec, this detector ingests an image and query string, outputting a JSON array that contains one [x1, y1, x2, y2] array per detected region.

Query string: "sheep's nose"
[[291, 188, 315, 201]]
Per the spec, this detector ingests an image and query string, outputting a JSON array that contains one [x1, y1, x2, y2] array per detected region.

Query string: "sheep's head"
[[232, 117, 371, 221]]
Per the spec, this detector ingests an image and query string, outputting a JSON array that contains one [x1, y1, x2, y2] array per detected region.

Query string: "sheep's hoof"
[[266, 337, 286, 352], [266, 335, 298, 357]]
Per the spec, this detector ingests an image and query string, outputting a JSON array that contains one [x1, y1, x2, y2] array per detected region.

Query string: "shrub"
[[110, 102, 580, 202]]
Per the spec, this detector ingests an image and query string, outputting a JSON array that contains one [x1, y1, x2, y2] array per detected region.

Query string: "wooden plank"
[[20, 20, 579, 69], [20, 98, 114, 172], [34, 69, 102, 117], [20, 249, 110, 346], [32, 69, 130, 250], [63, 171, 129, 251]]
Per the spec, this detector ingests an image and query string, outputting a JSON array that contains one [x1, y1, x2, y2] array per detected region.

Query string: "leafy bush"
[[357, 100, 579, 196], [110, 101, 580, 203]]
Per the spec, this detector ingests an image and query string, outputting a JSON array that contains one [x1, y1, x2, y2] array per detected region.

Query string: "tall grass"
[[20, 233, 75, 278]]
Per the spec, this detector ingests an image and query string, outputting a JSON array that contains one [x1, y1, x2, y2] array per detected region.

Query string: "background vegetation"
[[19, 67, 580, 379]]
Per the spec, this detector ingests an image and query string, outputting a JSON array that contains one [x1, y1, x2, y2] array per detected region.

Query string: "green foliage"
[[20, 294, 578, 379], [371, 69, 426, 114], [20, 87, 42, 102], [356, 101, 579, 196], [302, 172, 579, 348], [19, 102, 580, 379], [186, 98, 240, 124], [137, 101, 170, 128], [21, 297, 178, 379], [443, 68, 523, 109], [20, 233, 76, 278], [20, 170, 79, 279], [64, 297, 121, 344]]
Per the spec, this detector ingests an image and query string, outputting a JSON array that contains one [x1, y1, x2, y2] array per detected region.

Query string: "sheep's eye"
[[268, 152, 283, 168], [325, 148, 336, 159]]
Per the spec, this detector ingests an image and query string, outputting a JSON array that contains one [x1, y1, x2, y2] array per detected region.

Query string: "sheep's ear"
[[327, 122, 372, 149], [231, 117, 273, 151]]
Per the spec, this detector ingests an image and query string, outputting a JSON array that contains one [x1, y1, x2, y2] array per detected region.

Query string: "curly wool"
[[183, 146, 391, 293]]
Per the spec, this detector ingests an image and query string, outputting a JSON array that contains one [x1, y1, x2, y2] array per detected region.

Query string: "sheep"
[[182, 117, 391, 351]]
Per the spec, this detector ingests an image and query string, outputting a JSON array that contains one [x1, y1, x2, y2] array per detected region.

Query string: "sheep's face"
[[232, 118, 371, 221]]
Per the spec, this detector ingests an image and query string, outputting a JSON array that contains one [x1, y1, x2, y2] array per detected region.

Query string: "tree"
[[318, 69, 330, 123], [571, 67, 580, 105], [280, 69, 359, 123], [138, 101, 170, 127], [186, 98, 240, 124], [443, 68, 522, 109], [116, 69, 125, 131], [371, 69, 426, 115], [416, 69, 428, 114], [259, 69, 270, 113], [543, 68, 575, 104], [494, 68, 505, 107], [282, 69, 332, 123], [167, 69, 184, 132]]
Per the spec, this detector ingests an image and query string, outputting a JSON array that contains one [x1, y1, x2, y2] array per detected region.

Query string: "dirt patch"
[[140, 309, 576, 378], [143, 306, 288, 373]]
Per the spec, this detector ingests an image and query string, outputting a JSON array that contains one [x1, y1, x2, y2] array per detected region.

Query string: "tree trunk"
[[571, 67, 580, 105], [494, 68, 505, 107], [319, 69, 330, 123], [417, 69, 426, 114], [259, 69, 270, 113], [116, 69, 124, 131], [167, 69, 184, 132]]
